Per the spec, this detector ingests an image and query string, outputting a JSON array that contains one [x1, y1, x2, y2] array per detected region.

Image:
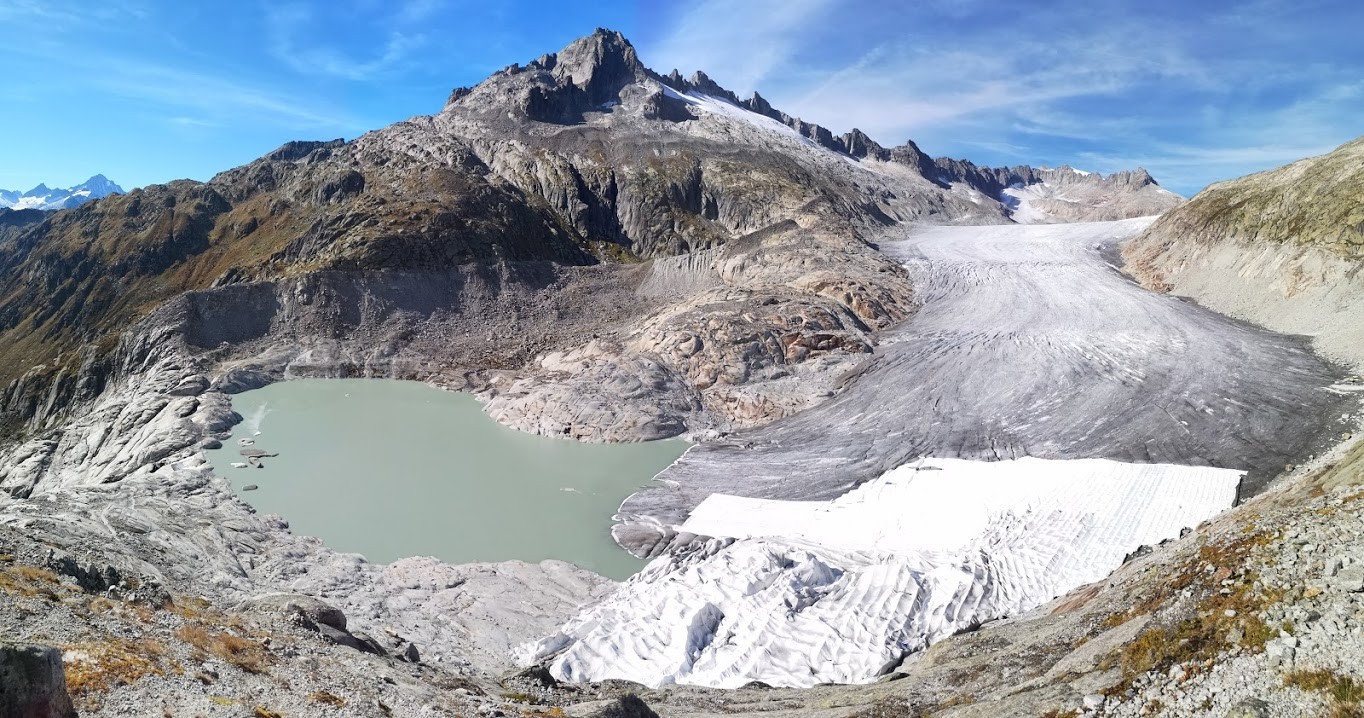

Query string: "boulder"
[[244, 594, 386, 655], [0, 643, 77, 718], [244, 593, 347, 631], [587, 695, 659, 718], [1225, 697, 1269, 718], [166, 374, 210, 397], [318, 625, 385, 656], [1334, 566, 1364, 592]]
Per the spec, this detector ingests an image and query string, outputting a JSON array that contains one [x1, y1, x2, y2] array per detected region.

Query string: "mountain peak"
[[688, 70, 728, 96], [547, 28, 645, 102], [75, 174, 125, 195], [0, 176, 123, 210], [446, 28, 649, 121], [1104, 167, 1157, 190]]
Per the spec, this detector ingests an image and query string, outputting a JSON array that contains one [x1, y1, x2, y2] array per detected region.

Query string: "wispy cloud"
[[265, 2, 434, 81], [785, 20, 1201, 140], [0, 21, 363, 133], [0, 0, 146, 24], [394, 0, 446, 25], [0, 0, 78, 22], [637, 1, 1363, 195], [92, 57, 364, 130], [1071, 75, 1363, 191], [644, 0, 837, 94], [167, 115, 221, 129]]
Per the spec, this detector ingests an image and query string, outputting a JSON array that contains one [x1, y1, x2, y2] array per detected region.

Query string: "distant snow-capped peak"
[[0, 175, 125, 211]]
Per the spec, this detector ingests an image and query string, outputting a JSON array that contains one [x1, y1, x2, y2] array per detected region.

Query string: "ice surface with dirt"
[[615, 219, 1348, 557], [549, 217, 1347, 689], [999, 183, 1055, 224], [522, 456, 1240, 688]]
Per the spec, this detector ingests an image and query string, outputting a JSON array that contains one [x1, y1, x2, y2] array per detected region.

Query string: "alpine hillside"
[[0, 29, 1175, 445], [1124, 135, 1364, 370]]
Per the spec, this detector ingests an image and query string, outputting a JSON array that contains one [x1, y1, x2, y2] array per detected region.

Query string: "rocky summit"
[[0, 26, 1359, 718]]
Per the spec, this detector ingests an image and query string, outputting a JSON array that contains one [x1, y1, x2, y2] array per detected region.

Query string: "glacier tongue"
[[518, 457, 1240, 688]]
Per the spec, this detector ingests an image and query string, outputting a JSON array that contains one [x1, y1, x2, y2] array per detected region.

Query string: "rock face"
[[0, 643, 77, 718], [1123, 135, 1364, 370], [483, 221, 916, 438]]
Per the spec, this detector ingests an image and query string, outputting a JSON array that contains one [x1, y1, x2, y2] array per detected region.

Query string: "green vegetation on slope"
[[1140, 136, 1364, 257]]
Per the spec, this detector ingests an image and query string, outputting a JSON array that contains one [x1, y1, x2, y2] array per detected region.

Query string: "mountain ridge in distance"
[[442, 28, 1180, 226]]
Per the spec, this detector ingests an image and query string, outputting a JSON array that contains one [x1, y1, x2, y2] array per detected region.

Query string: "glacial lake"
[[207, 378, 687, 580]]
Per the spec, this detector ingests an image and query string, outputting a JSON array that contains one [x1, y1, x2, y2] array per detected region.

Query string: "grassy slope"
[[1136, 136, 1364, 257]]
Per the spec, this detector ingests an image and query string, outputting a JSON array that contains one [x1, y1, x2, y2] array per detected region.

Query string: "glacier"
[[519, 456, 1240, 688]]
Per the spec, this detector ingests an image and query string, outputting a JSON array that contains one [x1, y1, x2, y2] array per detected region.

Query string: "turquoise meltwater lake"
[[207, 378, 687, 580]]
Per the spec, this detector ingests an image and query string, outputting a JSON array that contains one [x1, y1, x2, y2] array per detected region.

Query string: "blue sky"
[[1, 0, 1360, 197]]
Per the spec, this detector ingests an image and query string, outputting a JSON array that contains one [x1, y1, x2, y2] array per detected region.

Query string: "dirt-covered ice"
[[533, 217, 1351, 689], [614, 218, 1350, 556]]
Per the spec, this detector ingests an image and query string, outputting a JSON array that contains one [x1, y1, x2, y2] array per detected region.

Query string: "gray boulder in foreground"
[[0, 643, 76, 718]]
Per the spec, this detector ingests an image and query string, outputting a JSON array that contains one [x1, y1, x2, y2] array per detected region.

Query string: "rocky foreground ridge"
[[0, 27, 1336, 718], [0, 206, 49, 243]]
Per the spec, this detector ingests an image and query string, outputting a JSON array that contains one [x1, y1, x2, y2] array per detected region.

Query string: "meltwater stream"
[[208, 379, 687, 580]]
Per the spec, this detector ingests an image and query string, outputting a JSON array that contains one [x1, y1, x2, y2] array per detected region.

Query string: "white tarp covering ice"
[[519, 457, 1241, 688]]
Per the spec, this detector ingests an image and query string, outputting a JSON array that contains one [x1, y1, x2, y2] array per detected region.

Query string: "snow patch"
[[0, 176, 122, 210], [660, 85, 822, 150], [999, 184, 1054, 224]]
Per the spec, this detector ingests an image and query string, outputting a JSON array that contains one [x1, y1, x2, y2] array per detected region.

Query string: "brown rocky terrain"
[[0, 207, 48, 243]]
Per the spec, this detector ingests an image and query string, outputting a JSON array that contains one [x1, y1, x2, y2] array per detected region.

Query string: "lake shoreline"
[[207, 378, 687, 580]]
